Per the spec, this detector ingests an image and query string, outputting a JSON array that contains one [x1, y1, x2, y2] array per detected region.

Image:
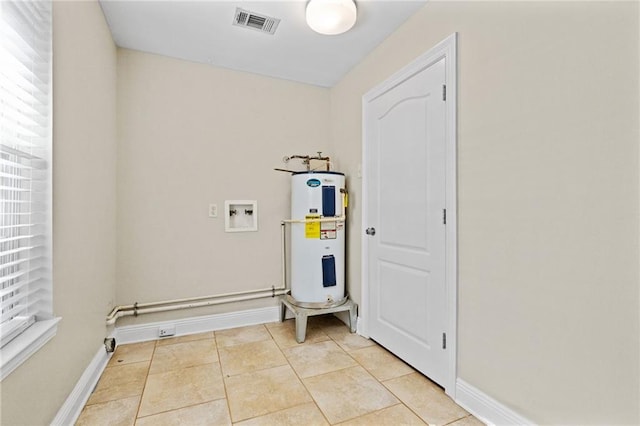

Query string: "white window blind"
[[0, 0, 53, 350]]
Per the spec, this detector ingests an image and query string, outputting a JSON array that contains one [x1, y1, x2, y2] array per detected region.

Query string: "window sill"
[[0, 318, 61, 381]]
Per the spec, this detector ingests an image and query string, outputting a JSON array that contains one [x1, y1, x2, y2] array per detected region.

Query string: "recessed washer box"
[[225, 200, 258, 232]]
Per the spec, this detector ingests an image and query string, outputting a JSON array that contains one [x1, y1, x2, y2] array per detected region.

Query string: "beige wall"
[[116, 49, 331, 324], [330, 1, 639, 424], [0, 1, 118, 424]]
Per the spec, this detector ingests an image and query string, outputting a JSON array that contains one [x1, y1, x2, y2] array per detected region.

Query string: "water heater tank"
[[290, 171, 346, 307]]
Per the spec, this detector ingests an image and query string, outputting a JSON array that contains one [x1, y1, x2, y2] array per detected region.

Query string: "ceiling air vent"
[[233, 8, 280, 35]]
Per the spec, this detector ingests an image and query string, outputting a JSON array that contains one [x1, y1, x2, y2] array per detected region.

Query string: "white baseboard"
[[50, 345, 111, 426], [455, 379, 535, 426], [113, 306, 281, 345]]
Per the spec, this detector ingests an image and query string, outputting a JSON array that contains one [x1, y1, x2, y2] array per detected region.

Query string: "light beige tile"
[[319, 319, 354, 337], [87, 361, 149, 405], [76, 396, 139, 426], [149, 339, 217, 374], [87, 380, 145, 407], [349, 345, 414, 381], [135, 400, 231, 426], [264, 319, 295, 330], [338, 404, 427, 425], [329, 331, 376, 352], [215, 324, 271, 347], [303, 365, 399, 424], [218, 339, 287, 377], [448, 414, 486, 426], [267, 320, 331, 349], [156, 331, 214, 346], [93, 361, 150, 390], [235, 402, 329, 426], [383, 373, 469, 426], [283, 340, 357, 378], [138, 363, 225, 417], [108, 341, 156, 367], [225, 364, 313, 422]]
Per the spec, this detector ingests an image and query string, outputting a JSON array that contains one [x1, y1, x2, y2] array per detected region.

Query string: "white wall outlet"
[[208, 203, 218, 218], [158, 325, 176, 337]]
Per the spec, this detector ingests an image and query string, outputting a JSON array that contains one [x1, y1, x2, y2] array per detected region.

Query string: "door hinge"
[[442, 332, 447, 349], [442, 84, 447, 101], [443, 208, 447, 225]]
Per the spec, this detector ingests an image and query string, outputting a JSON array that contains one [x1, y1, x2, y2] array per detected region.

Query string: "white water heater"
[[290, 171, 346, 307]]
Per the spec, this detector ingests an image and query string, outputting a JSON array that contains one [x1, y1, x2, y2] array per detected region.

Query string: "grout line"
[[283, 338, 333, 426], [332, 403, 427, 426], [379, 370, 420, 383], [443, 414, 477, 426], [231, 401, 318, 425], [378, 373, 437, 425], [134, 398, 228, 421], [84, 360, 152, 407], [133, 339, 157, 422], [215, 328, 235, 424]]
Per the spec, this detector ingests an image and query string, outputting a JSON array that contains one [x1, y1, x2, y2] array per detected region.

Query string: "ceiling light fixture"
[[306, 0, 357, 35]]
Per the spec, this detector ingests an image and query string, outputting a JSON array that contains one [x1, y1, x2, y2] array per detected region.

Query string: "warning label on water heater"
[[305, 215, 320, 238], [320, 221, 337, 240]]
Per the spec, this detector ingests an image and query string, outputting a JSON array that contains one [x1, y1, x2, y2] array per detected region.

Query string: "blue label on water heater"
[[306, 179, 321, 187]]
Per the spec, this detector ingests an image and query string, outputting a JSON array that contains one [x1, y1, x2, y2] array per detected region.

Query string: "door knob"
[[365, 227, 376, 236]]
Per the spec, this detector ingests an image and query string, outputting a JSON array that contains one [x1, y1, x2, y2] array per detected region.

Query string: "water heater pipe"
[[283, 152, 331, 171], [283, 216, 345, 224], [105, 223, 289, 325]]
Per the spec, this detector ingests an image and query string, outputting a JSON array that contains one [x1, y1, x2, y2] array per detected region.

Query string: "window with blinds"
[[0, 0, 53, 352]]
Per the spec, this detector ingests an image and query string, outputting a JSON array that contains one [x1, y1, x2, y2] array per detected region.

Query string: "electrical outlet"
[[158, 325, 176, 337], [209, 203, 218, 218]]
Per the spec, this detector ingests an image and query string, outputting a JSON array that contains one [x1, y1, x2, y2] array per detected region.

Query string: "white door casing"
[[361, 33, 457, 395]]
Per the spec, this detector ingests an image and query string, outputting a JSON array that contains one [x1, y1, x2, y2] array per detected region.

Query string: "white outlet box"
[[224, 200, 258, 232], [208, 204, 218, 218], [158, 325, 176, 337]]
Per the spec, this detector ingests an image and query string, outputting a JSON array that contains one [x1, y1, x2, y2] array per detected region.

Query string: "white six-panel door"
[[364, 54, 450, 388]]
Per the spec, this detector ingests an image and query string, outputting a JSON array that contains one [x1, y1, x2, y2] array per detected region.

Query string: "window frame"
[[0, 0, 58, 381]]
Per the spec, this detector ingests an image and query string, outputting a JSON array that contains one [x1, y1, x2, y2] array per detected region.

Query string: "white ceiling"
[[98, 1, 427, 87]]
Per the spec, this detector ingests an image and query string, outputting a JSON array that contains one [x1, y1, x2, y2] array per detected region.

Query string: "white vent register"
[[233, 8, 280, 35]]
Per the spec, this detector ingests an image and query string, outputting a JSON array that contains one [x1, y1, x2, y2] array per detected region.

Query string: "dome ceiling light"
[[306, 0, 357, 35]]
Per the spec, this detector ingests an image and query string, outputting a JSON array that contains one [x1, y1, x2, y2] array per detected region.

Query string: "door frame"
[[361, 33, 458, 396]]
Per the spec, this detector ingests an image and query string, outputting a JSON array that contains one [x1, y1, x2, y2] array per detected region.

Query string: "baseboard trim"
[[455, 379, 534, 426], [50, 345, 111, 426], [113, 306, 281, 345]]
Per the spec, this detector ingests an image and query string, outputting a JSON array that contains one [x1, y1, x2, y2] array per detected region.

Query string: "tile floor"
[[76, 315, 483, 426]]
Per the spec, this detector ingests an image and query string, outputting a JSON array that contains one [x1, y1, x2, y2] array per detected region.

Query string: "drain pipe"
[[106, 289, 289, 325], [106, 223, 289, 325]]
